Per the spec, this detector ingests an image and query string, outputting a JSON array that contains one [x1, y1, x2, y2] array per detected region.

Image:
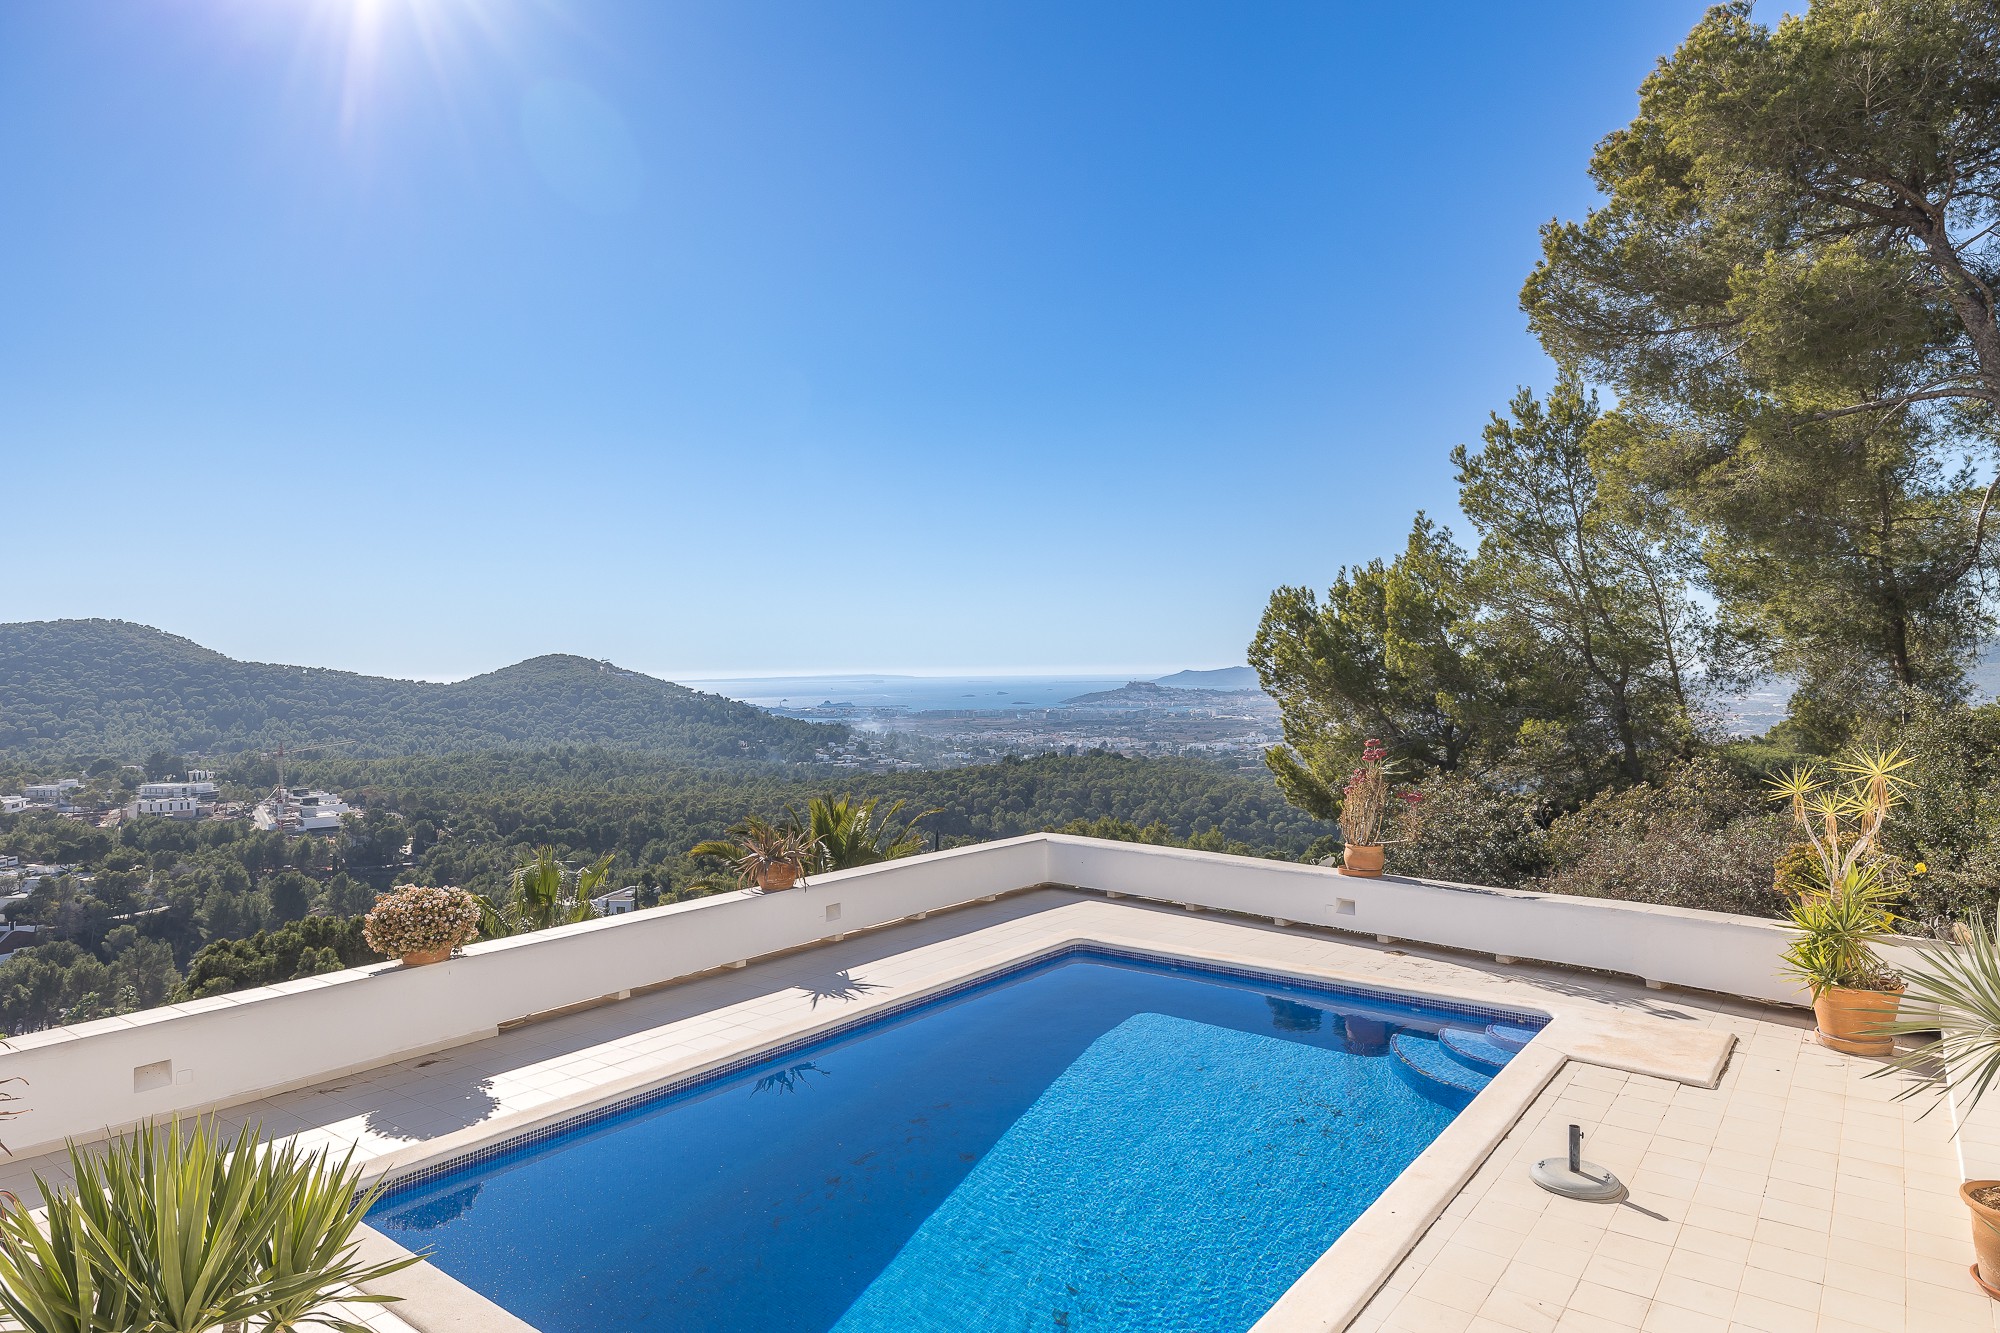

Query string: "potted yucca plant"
[[1768, 747, 1910, 1055], [363, 884, 482, 967]]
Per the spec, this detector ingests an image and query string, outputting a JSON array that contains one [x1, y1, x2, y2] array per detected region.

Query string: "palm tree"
[[788, 796, 936, 873], [481, 846, 614, 935]]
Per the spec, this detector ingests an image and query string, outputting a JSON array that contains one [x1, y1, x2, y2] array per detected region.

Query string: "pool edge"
[[359, 937, 1555, 1202], [350, 929, 1713, 1333]]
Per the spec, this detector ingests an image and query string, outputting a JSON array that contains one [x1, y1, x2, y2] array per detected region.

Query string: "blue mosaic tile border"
[[1086, 942, 1550, 1029], [370, 941, 1547, 1204]]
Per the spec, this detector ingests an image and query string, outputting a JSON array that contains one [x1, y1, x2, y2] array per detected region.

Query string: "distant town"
[[778, 673, 1281, 771], [1, 767, 353, 831]]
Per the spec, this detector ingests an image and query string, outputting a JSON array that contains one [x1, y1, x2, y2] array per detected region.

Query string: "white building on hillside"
[[23, 780, 82, 807], [138, 778, 218, 801], [591, 886, 638, 916], [253, 789, 354, 834], [131, 795, 200, 820]]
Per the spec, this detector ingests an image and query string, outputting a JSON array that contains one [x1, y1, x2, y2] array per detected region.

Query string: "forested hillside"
[[0, 747, 1326, 1032], [0, 620, 835, 762], [275, 747, 1327, 883]]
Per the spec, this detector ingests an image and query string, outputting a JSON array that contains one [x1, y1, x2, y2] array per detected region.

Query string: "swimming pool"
[[369, 948, 1543, 1333]]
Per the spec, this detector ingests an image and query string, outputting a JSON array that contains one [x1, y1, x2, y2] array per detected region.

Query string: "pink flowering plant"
[[1339, 739, 1425, 846], [363, 884, 483, 959]]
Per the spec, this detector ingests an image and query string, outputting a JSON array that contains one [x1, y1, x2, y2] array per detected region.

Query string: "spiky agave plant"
[[0, 1189, 134, 1333], [76, 1118, 280, 1333], [0, 1119, 419, 1333], [253, 1136, 421, 1332], [1766, 745, 1913, 893], [1767, 746, 1913, 1000]]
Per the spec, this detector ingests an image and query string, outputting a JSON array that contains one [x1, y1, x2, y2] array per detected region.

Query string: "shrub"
[[1539, 758, 1790, 916], [1868, 697, 2000, 929], [1386, 775, 1548, 887], [180, 916, 372, 1000], [362, 885, 480, 959]]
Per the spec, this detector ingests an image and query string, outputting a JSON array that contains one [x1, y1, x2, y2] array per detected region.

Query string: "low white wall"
[[0, 833, 1881, 1164], [1041, 835, 1927, 1008], [0, 836, 1052, 1160]]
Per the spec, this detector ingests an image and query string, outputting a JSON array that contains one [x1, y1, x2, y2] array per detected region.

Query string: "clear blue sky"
[[1, 1, 1711, 681]]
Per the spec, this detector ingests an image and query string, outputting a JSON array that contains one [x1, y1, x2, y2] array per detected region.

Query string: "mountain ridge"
[[0, 619, 836, 762], [1152, 666, 1259, 691]]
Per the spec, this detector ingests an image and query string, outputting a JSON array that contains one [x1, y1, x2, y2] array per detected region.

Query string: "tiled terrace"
[[1358, 1036, 1982, 1333], [8, 889, 1986, 1333]]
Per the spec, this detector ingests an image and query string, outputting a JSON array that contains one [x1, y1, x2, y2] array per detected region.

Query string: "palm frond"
[[1874, 911, 2000, 1118]]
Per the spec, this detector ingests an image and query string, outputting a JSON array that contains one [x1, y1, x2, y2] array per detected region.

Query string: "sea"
[[689, 655, 1998, 729]]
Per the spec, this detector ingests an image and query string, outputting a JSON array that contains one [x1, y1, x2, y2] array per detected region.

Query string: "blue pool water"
[[369, 951, 1541, 1333]]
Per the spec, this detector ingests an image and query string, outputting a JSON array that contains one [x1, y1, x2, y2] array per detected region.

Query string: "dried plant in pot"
[[1768, 747, 1911, 1055], [1335, 739, 1423, 878], [363, 884, 482, 966]]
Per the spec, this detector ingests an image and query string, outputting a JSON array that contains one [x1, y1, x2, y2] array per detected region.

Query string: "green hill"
[[0, 620, 838, 762]]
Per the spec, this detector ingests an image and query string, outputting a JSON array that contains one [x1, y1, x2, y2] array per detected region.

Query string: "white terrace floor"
[[10, 889, 1988, 1333]]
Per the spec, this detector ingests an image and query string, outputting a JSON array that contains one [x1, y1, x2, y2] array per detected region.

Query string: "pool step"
[[1485, 1022, 1539, 1053], [1439, 1026, 1515, 1073], [1390, 1033, 1492, 1106]]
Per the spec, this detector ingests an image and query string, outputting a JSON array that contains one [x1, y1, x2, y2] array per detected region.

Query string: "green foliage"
[[790, 796, 932, 872], [0, 1187, 134, 1333], [1255, 382, 1704, 826], [180, 918, 372, 1000], [1251, 515, 1500, 815], [689, 817, 816, 890], [1523, 0, 2000, 735], [0, 1119, 417, 1333], [1385, 775, 1549, 888], [302, 747, 1327, 888], [1878, 910, 2000, 1116], [0, 938, 179, 1035], [1539, 759, 1790, 915], [1455, 377, 1703, 794], [1780, 863, 1902, 995], [488, 846, 611, 934], [0, 619, 837, 762], [1867, 698, 2000, 925], [1046, 816, 1259, 858]]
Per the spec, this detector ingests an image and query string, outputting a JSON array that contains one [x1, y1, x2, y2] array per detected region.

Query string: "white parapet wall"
[[0, 836, 1053, 1160], [1040, 835, 1931, 1007], [0, 833, 1929, 1162]]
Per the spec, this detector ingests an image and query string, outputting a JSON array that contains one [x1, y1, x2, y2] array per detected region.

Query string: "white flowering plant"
[[362, 884, 482, 960]]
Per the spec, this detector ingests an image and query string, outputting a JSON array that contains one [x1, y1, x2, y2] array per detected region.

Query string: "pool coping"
[[354, 925, 1738, 1332]]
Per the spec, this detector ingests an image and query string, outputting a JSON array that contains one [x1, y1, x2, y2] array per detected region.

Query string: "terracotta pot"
[[1811, 984, 1901, 1056], [756, 863, 800, 892], [1339, 843, 1385, 878], [400, 944, 454, 967], [1963, 1181, 2000, 1298]]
